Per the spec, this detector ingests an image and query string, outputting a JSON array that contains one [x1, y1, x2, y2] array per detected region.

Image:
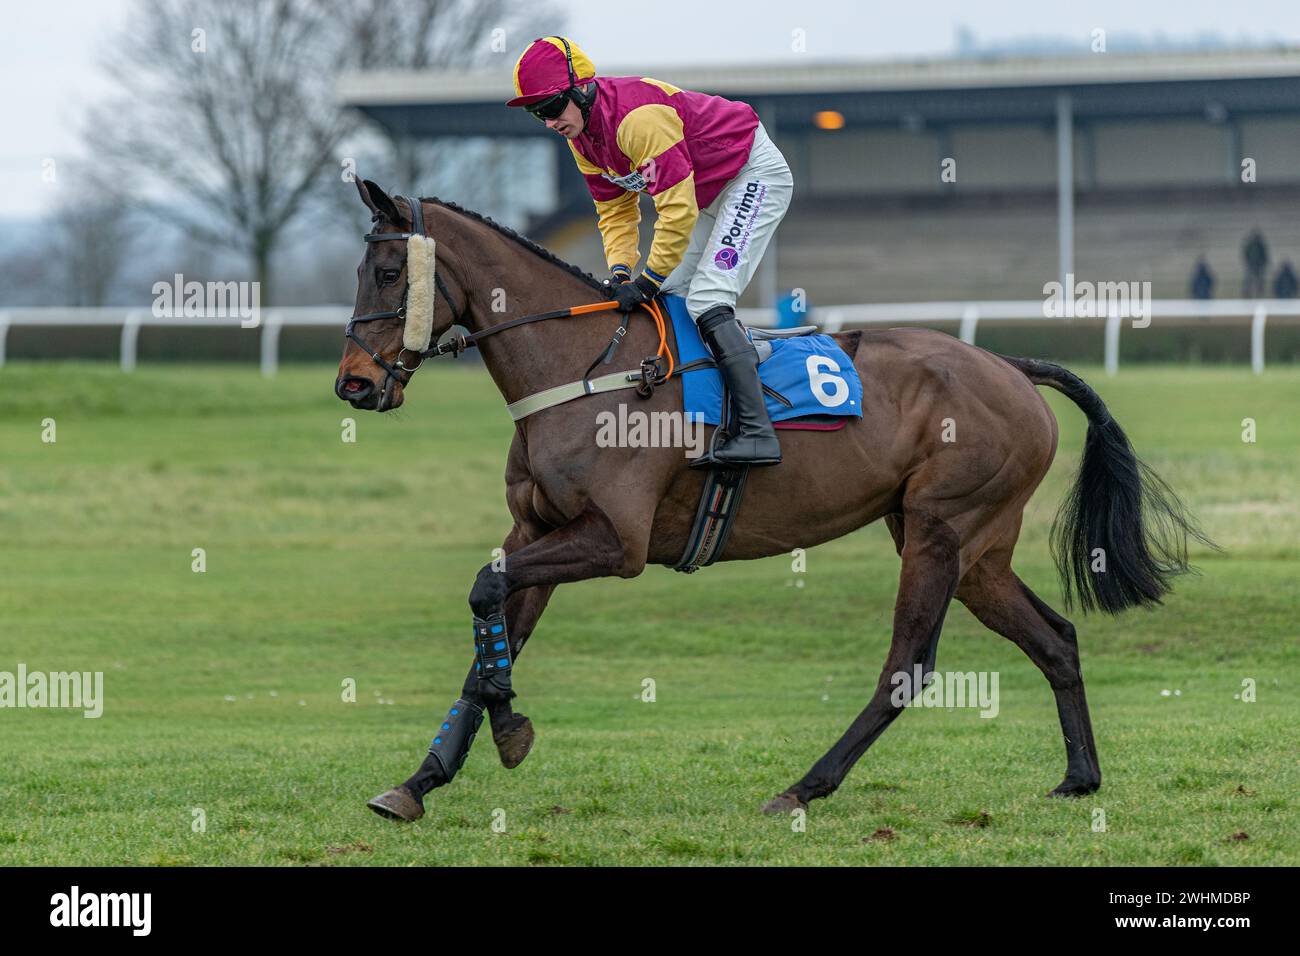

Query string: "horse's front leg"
[[478, 582, 554, 770], [367, 502, 627, 821]]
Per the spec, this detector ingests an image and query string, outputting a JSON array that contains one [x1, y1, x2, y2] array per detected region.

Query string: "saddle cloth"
[[662, 294, 863, 427]]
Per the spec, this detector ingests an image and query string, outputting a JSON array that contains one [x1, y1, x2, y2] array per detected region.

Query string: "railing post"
[[822, 308, 844, 333], [0, 311, 10, 368], [1104, 304, 1121, 376], [261, 310, 283, 378], [121, 311, 143, 373], [959, 305, 979, 345], [1251, 303, 1267, 375]]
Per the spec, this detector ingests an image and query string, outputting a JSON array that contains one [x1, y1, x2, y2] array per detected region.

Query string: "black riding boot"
[[690, 305, 782, 468]]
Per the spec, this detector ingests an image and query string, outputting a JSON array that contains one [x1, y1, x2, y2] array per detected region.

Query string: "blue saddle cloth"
[[662, 294, 863, 427]]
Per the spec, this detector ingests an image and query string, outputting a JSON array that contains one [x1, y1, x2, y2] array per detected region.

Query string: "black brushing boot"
[[690, 305, 782, 468]]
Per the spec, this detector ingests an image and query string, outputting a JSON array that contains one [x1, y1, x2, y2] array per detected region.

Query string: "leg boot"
[[690, 305, 782, 468]]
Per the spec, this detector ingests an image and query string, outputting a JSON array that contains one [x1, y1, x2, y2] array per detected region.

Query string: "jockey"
[[506, 36, 792, 467]]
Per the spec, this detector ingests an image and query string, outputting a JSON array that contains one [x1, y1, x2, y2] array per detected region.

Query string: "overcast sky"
[[2, 0, 1299, 220]]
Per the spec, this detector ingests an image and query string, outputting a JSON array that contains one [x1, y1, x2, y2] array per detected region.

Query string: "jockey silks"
[[567, 76, 759, 280]]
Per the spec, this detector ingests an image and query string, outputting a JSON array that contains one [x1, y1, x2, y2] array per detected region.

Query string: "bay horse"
[[336, 180, 1209, 821]]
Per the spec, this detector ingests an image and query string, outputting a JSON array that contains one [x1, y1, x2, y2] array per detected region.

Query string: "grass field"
[[0, 361, 1296, 866]]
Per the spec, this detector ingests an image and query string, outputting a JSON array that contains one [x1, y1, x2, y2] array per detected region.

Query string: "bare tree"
[[326, 0, 562, 201], [47, 181, 137, 307], [0, 248, 59, 307], [87, 0, 356, 303], [86, 0, 559, 303]]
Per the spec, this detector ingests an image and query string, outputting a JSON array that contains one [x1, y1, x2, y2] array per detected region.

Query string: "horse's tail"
[[995, 354, 1216, 614]]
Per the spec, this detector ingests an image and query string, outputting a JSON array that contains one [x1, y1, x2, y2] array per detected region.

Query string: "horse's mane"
[[421, 196, 606, 293]]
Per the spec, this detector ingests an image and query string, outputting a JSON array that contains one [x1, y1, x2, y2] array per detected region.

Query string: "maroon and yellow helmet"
[[506, 36, 596, 107]]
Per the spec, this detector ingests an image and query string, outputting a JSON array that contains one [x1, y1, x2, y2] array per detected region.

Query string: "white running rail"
[[1, 300, 1295, 376]]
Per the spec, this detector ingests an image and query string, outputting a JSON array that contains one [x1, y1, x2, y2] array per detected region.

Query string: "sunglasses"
[[525, 90, 571, 122]]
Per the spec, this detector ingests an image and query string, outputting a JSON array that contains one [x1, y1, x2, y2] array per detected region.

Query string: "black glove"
[[612, 273, 659, 313]]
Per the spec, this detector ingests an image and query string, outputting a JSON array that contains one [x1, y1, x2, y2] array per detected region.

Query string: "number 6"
[[806, 355, 849, 407]]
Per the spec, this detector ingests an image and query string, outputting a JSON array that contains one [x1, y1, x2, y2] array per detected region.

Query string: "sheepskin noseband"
[[403, 233, 437, 352]]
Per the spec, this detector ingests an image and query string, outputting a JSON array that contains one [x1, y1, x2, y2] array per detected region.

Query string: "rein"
[[347, 195, 676, 413]]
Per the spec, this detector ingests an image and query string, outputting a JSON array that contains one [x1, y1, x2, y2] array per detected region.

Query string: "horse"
[[335, 179, 1210, 821]]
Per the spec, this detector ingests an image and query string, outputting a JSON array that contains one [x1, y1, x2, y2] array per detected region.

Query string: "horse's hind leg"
[[762, 510, 961, 813], [956, 554, 1101, 796]]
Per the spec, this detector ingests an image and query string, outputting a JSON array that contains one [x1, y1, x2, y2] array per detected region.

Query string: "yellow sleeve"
[[644, 175, 697, 279], [615, 103, 699, 281], [593, 192, 641, 272], [569, 141, 640, 271]]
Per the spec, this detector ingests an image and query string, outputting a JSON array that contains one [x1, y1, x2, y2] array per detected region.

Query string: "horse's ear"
[[356, 178, 400, 224]]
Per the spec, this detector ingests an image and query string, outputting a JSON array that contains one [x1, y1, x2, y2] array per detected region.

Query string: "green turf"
[[0, 361, 1295, 866]]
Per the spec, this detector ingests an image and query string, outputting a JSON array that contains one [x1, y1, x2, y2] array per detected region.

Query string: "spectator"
[[1273, 260, 1297, 299], [1190, 257, 1215, 300], [1242, 229, 1269, 298]]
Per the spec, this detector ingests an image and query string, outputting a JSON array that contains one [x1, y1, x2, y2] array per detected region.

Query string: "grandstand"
[[338, 48, 1300, 311], [18, 47, 1299, 369]]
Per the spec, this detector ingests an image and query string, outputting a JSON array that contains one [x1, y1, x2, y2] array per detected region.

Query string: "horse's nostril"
[[336, 376, 372, 401]]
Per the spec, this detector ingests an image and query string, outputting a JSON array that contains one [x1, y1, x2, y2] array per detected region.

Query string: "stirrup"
[[690, 435, 782, 469]]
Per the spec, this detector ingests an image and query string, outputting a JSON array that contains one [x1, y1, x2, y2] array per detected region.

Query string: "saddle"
[[663, 296, 862, 573]]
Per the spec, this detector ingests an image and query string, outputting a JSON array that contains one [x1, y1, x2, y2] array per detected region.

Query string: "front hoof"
[[1048, 777, 1101, 798], [367, 785, 424, 822], [761, 793, 807, 816], [494, 714, 534, 769]]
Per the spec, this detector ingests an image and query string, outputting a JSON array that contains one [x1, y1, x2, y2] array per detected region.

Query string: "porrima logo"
[[713, 247, 740, 271], [49, 886, 151, 936], [712, 181, 766, 271]]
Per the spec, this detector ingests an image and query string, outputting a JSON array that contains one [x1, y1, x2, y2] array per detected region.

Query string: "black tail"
[[996, 355, 1217, 614]]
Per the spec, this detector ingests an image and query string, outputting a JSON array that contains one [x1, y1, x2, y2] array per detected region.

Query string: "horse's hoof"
[[367, 785, 424, 821], [761, 793, 807, 816], [494, 714, 534, 769], [1048, 778, 1100, 798]]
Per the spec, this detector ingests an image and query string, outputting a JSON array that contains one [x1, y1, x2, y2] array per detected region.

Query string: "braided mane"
[[422, 197, 606, 293]]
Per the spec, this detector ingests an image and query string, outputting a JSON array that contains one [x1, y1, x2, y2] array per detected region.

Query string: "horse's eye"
[[381, 269, 401, 284]]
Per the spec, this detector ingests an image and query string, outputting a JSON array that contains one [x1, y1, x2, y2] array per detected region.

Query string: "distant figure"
[[1273, 260, 1298, 299], [1190, 258, 1215, 300], [1242, 230, 1269, 298]]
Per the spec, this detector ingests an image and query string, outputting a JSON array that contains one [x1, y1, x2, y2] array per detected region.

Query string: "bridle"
[[345, 195, 464, 407], [344, 193, 676, 413]]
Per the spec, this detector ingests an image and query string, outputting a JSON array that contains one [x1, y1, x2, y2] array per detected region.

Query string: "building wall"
[[797, 129, 936, 193], [792, 114, 1300, 197], [1091, 119, 1227, 186], [948, 124, 1058, 190], [1238, 117, 1300, 184]]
